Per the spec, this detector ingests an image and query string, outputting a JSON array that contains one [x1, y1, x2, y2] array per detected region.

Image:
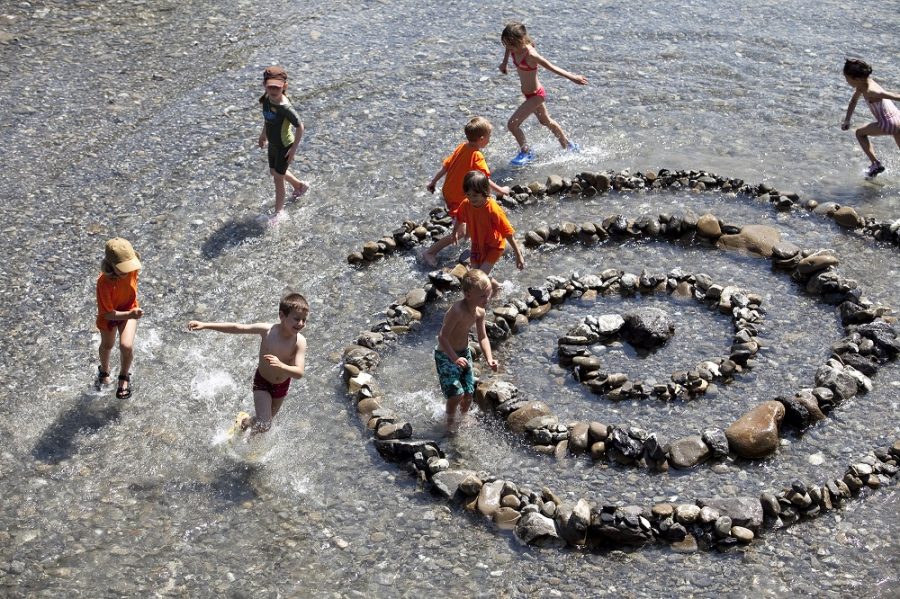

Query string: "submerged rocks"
[[621, 307, 675, 349], [716, 224, 781, 257]]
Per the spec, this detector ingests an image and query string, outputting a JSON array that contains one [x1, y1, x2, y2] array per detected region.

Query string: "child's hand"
[[258, 132, 267, 148], [499, 62, 508, 75], [571, 73, 588, 85], [187, 321, 204, 331], [285, 147, 296, 164], [454, 356, 469, 369], [516, 256, 525, 271], [497, 185, 511, 196], [130, 308, 144, 319], [840, 119, 850, 131], [487, 358, 499, 372], [426, 182, 436, 193], [263, 354, 284, 368]]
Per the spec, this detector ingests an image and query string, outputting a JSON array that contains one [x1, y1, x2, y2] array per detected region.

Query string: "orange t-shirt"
[[456, 197, 515, 262], [95, 271, 139, 330], [442, 143, 490, 216]]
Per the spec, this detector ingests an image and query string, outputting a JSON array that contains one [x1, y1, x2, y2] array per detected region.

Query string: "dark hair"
[[279, 292, 309, 317], [501, 22, 534, 48], [462, 170, 490, 196], [843, 58, 872, 79]]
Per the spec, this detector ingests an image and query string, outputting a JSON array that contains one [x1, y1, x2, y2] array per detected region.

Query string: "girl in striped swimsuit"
[[841, 59, 900, 178]]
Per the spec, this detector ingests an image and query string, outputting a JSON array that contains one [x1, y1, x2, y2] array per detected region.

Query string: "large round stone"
[[507, 401, 553, 434], [621, 307, 675, 349], [725, 401, 785, 458], [668, 435, 711, 469]]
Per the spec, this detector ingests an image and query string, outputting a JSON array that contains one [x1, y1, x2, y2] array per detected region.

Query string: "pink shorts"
[[524, 86, 546, 100], [252, 369, 291, 399]]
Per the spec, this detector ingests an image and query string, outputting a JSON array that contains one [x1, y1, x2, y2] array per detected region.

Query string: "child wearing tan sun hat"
[[95, 238, 143, 399]]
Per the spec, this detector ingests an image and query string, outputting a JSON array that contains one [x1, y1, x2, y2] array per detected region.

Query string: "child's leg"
[[284, 169, 309, 196], [534, 103, 570, 148], [507, 96, 545, 150], [424, 223, 466, 264], [854, 122, 889, 164], [271, 395, 286, 419], [271, 170, 287, 214], [116, 320, 137, 394], [458, 393, 473, 419], [98, 327, 116, 382], [251, 389, 274, 433], [893, 132, 900, 150], [445, 393, 465, 432]]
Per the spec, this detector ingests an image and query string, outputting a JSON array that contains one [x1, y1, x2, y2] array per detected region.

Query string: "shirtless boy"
[[434, 269, 499, 433], [188, 293, 308, 433]]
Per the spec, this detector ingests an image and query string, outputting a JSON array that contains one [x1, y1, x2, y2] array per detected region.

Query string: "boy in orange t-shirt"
[[95, 238, 143, 398], [423, 117, 510, 266], [452, 171, 525, 297]]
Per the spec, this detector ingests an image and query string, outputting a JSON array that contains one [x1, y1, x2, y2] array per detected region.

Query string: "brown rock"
[[507, 401, 553, 434], [797, 252, 839, 275], [493, 507, 521, 530], [569, 422, 590, 453], [717, 224, 781, 257], [831, 206, 864, 228], [725, 401, 785, 458], [697, 213, 722, 238]]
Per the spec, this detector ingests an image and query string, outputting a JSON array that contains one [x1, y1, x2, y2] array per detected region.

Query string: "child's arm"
[[427, 166, 448, 193], [437, 306, 468, 367], [474, 309, 498, 371], [263, 335, 307, 379], [187, 321, 270, 335], [841, 90, 861, 130], [286, 121, 305, 162], [489, 179, 511, 197], [258, 124, 267, 148], [505, 234, 526, 270], [499, 48, 511, 74], [532, 50, 588, 85], [102, 307, 143, 321], [450, 218, 466, 244]]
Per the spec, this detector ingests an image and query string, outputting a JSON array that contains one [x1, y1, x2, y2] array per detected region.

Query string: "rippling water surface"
[[1, 0, 898, 596]]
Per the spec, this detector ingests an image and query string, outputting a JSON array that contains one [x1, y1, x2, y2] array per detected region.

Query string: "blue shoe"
[[567, 142, 580, 153], [510, 149, 535, 167]]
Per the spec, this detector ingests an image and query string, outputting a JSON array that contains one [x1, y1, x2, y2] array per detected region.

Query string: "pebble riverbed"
[[0, 0, 898, 596]]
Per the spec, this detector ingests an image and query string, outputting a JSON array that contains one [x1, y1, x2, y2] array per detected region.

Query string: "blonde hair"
[[461, 269, 491, 292], [464, 116, 492, 142]]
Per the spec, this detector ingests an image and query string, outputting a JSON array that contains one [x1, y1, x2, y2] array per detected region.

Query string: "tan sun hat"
[[104, 238, 142, 273]]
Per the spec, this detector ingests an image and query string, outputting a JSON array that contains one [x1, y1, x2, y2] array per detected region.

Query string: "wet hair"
[[501, 22, 534, 48], [461, 269, 491, 292], [462, 170, 490, 196], [279, 292, 309, 317], [464, 116, 492, 142], [843, 58, 872, 79]]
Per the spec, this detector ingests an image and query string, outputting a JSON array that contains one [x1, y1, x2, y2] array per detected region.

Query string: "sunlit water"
[[1, 0, 898, 596]]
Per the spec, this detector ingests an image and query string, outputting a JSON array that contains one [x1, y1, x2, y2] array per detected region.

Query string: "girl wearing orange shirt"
[[95, 238, 143, 398]]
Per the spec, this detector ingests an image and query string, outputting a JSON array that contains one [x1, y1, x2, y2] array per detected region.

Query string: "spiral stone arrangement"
[[347, 168, 900, 265], [341, 207, 900, 551]]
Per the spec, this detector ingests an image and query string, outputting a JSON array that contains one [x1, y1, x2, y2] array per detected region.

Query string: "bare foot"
[[240, 415, 254, 431], [268, 211, 289, 227], [291, 181, 310, 199], [421, 250, 438, 267]]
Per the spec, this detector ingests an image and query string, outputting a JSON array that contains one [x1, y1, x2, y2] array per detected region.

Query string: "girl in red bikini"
[[499, 22, 588, 166], [841, 58, 900, 178]]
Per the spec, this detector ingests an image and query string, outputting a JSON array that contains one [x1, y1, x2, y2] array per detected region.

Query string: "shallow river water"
[[1, 0, 898, 597]]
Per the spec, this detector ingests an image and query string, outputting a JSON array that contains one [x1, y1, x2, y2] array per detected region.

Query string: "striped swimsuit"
[[867, 98, 900, 134]]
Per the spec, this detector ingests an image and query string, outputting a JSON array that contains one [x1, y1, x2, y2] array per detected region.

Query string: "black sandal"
[[96, 367, 111, 390], [116, 373, 132, 399]]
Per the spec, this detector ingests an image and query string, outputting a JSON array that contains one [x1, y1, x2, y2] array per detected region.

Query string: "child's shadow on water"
[[201, 216, 267, 259], [31, 392, 122, 464]]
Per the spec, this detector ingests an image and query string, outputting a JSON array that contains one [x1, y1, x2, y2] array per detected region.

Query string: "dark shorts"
[[252, 369, 291, 399], [434, 347, 475, 399], [267, 143, 291, 175]]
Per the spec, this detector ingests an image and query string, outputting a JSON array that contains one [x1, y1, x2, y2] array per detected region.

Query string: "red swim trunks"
[[524, 86, 546, 100], [252, 369, 291, 399]]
